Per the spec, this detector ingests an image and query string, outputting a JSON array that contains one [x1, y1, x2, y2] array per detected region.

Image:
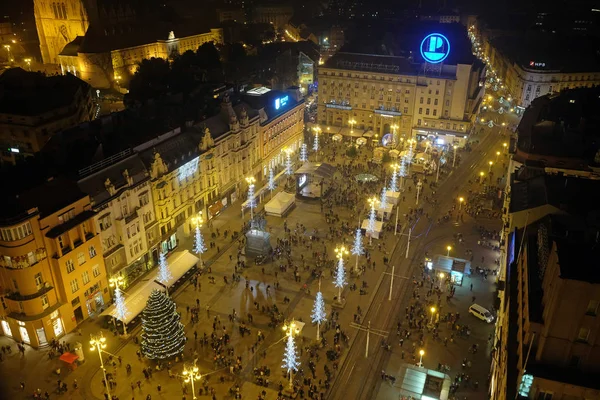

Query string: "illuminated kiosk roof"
[[246, 87, 272, 95], [295, 162, 336, 179], [394, 364, 451, 400]]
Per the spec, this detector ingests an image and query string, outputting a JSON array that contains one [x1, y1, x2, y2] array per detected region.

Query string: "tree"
[[193, 225, 207, 257], [300, 143, 308, 162], [141, 289, 186, 360], [268, 168, 276, 192], [333, 258, 347, 303], [380, 187, 388, 212], [313, 133, 319, 152], [368, 203, 377, 244], [157, 252, 172, 288], [389, 166, 398, 192], [346, 145, 358, 158], [128, 57, 171, 102], [351, 228, 364, 273], [311, 291, 327, 341], [282, 334, 300, 389], [84, 52, 115, 89], [113, 285, 128, 335]]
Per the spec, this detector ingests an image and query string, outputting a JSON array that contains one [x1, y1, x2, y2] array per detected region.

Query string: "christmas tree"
[[333, 258, 347, 302], [113, 286, 129, 335], [351, 228, 364, 273], [311, 291, 327, 341], [282, 334, 300, 388], [141, 289, 186, 360], [300, 143, 308, 162], [157, 252, 172, 287], [193, 225, 207, 255], [380, 187, 388, 212], [389, 166, 398, 192], [313, 132, 319, 152], [285, 151, 293, 175]]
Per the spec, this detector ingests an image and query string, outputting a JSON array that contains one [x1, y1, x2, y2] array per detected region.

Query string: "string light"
[[141, 289, 186, 360]]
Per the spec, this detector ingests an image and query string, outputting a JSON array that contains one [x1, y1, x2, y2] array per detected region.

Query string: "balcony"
[[0, 248, 48, 269], [5, 283, 53, 301], [124, 208, 139, 224], [85, 231, 95, 241]]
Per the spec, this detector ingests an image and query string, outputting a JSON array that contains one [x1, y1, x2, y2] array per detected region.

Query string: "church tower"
[[34, 0, 91, 64]]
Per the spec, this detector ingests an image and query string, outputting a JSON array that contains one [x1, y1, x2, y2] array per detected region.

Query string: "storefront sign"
[[275, 95, 289, 110]]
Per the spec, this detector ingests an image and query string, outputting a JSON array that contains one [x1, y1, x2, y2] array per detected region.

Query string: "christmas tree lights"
[[389, 166, 398, 193], [300, 143, 308, 162], [368, 198, 377, 245], [282, 334, 300, 389], [114, 286, 128, 324], [311, 289, 327, 341], [193, 225, 207, 257], [141, 289, 186, 360], [380, 186, 388, 212], [351, 228, 364, 273], [285, 149, 293, 175], [313, 132, 319, 152], [268, 168, 276, 191], [333, 257, 347, 302], [399, 156, 407, 189], [157, 252, 172, 288]]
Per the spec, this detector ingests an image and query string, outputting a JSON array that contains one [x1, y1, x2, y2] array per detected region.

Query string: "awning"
[[340, 127, 364, 137], [363, 131, 374, 138], [59, 352, 79, 364], [295, 162, 336, 179], [100, 250, 199, 324]]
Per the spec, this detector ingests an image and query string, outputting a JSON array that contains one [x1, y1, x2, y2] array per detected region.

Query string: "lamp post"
[[429, 306, 436, 325], [24, 58, 32, 71], [182, 363, 201, 399], [479, 171, 485, 184], [191, 212, 206, 267], [438, 272, 445, 292], [503, 142, 508, 153], [391, 124, 399, 147], [458, 197, 464, 210], [108, 276, 127, 336], [3, 44, 12, 62], [496, 151, 501, 162], [312, 126, 321, 162], [418, 349, 425, 368], [446, 245, 452, 257], [334, 245, 349, 301], [488, 161, 493, 173], [349, 118, 356, 134], [90, 333, 111, 398], [452, 145, 458, 167], [245, 176, 256, 221]]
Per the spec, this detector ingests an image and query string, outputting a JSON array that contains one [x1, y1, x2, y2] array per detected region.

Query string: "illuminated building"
[[77, 152, 160, 288], [252, 4, 293, 30], [33, 0, 223, 87], [0, 68, 94, 164], [244, 87, 305, 176], [0, 178, 109, 348], [317, 42, 483, 146]]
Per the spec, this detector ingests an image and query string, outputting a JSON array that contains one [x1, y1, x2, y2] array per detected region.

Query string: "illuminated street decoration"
[[420, 33, 450, 64], [179, 158, 198, 182]]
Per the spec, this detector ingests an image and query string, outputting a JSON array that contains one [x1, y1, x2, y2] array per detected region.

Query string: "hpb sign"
[[420, 33, 450, 64]]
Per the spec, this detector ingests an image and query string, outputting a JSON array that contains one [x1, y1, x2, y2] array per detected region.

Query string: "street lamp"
[[452, 145, 458, 167], [282, 320, 301, 389], [496, 151, 501, 162], [90, 333, 111, 398], [503, 142, 508, 153], [429, 306, 436, 325], [3, 45, 11, 62], [24, 58, 32, 71], [488, 160, 493, 173], [109, 275, 127, 336], [182, 363, 201, 399], [349, 118, 356, 133], [458, 197, 464, 210], [391, 124, 399, 146], [479, 171, 485, 184], [245, 176, 256, 220], [438, 272, 445, 292], [446, 245, 452, 257], [418, 349, 425, 368], [191, 212, 205, 267]]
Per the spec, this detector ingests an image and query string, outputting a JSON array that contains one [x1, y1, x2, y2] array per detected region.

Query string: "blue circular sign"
[[420, 33, 450, 64]]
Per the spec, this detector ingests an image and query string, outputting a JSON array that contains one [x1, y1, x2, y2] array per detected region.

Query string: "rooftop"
[[490, 32, 600, 73], [323, 52, 421, 75], [242, 88, 303, 125], [0, 68, 90, 116], [515, 87, 600, 166]]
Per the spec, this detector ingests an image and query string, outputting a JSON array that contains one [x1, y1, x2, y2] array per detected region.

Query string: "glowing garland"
[[141, 289, 186, 360], [157, 252, 172, 286], [193, 225, 207, 255]]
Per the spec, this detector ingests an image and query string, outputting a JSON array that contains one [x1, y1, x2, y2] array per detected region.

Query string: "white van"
[[469, 304, 494, 323]]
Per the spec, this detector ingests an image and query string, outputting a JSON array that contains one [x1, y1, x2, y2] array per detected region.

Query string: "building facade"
[[317, 52, 483, 146], [78, 152, 160, 288], [252, 4, 293, 30], [0, 178, 109, 348], [0, 68, 95, 164]]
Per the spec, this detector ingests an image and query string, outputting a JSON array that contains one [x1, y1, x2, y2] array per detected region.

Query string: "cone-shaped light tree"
[[367, 197, 378, 245], [389, 164, 398, 193], [282, 334, 300, 389], [311, 282, 327, 341], [351, 228, 364, 273], [141, 289, 186, 360], [380, 186, 388, 214], [193, 224, 207, 266], [300, 143, 308, 162], [399, 156, 407, 189], [285, 148, 293, 175], [333, 246, 348, 303], [157, 252, 172, 289]]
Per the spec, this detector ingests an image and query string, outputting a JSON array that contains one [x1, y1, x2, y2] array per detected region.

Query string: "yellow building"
[[317, 51, 484, 147], [0, 178, 109, 348]]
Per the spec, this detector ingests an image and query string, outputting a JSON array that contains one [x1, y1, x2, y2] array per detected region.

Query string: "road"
[[329, 125, 506, 399]]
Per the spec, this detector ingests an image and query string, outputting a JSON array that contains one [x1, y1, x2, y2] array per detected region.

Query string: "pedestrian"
[[399, 338, 404, 347], [157, 384, 162, 392], [20, 382, 25, 391], [472, 296, 476, 303], [470, 283, 473, 291]]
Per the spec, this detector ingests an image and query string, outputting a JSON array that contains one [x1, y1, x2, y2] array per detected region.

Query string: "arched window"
[[52, 3, 58, 19], [61, 3, 67, 19]]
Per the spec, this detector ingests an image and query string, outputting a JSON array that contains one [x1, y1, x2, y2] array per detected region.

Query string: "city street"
[[0, 100, 517, 400]]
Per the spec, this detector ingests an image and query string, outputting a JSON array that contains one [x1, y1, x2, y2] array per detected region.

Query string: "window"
[[577, 327, 590, 343], [537, 392, 553, 400], [41, 294, 49, 309], [82, 271, 90, 285], [434, 99, 438, 105], [419, 108, 423, 114], [417, 119, 422, 126], [403, 107, 408, 114], [99, 214, 111, 231], [66, 259, 75, 273], [92, 264, 101, 278], [586, 300, 599, 316], [70, 279, 79, 293], [58, 210, 74, 224], [71, 296, 80, 307], [445, 100, 450, 107], [77, 252, 85, 265], [34, 272, 43, 288], [427, 98, 431, 105], [420, 97, 423, 104], [89, 245, 97, 258], [433, 110, 437, 116], [568, 355, 580, 368]]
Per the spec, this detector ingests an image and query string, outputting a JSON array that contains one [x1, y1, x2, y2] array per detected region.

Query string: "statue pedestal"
[[245, 229, 272, 258], [331, 298, 346, 309]]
